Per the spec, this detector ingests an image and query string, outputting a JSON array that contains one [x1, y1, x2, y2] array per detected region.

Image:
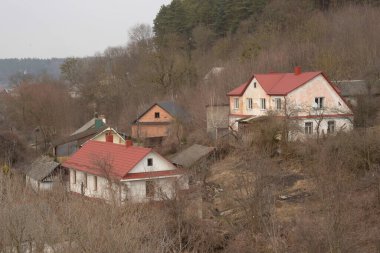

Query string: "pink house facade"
[[227, 67, 353, 139]]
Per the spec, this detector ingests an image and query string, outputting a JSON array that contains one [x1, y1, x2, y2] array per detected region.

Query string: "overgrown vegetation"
[[0, 1, 380, 252]]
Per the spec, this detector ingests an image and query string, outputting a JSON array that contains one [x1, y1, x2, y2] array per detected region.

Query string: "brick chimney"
[[105, 132, 113, 143], [294, 66, 302, 75], [125, 140, 133, 148]]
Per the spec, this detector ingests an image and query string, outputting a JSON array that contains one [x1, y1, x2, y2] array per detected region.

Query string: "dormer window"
[[315, 97, 324, 109], [154, 112, 160, 118], [234, 98, 239, 109], [254, 82, 257, 88], [147, 158, 153, 166]]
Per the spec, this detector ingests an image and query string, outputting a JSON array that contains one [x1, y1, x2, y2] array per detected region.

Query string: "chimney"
[[294, 66, 302, 75], [99, 114, 106, 124], [125, 140, 133, 148], [105, 132, 113, 143]]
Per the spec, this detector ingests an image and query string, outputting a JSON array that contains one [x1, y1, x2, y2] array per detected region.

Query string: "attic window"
[[254, 82, 257, 88], [155, 112, 160, 118], [314, 97, 324, 109], [147, 158, 153, 166]]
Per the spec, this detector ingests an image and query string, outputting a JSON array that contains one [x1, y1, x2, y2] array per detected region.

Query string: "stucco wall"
[[91, 130, 125, 144], [139, 105, 174, 123], [286, 74, 352, 116], [69, 169, 186, 202], [229, 77, 272, 116], [69, 151, 184, 202], [228, 74, 353, 134], [291, 117, 353, 140], [129, 151, 177, 173]]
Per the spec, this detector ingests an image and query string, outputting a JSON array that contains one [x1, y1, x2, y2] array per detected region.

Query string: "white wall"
[[286, 74, 352, 116], [230, 77, 271, 116], [291, 117, 353, 141], [91, 129, 125, 144], [69, 168, 188, 203], [128, 151, 177, 174], [26, 176, 64, 191]]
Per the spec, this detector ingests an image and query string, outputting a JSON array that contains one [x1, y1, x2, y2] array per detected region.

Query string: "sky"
[[0, 0, 171, 59]]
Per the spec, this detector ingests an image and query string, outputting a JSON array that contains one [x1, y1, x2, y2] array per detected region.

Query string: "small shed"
[[170, 144, 215, 168], [26, 156, 67, 191]]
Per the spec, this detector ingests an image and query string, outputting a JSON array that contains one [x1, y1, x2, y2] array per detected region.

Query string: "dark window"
[[94, 176, 97, 191], [305, 122, 313, 135], [155, 112, 160, 118], [84, 173, 87, 188], [327, 121, 335, 134], [146, 180, 155, 198], [147, 158, 153, 166], [254, 82, 257, 88]]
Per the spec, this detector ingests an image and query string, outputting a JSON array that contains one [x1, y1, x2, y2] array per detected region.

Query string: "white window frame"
[[260, 98, 266, 110], [234, 98, 239, 110], [315, 97, 324, 109], [246, 98, 253, 110], [305, 122, 313, 135], [275, 98, 281, 110]]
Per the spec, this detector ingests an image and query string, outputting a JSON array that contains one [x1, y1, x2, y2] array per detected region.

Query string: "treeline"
[[154, 0, 380, 39], [57, 2, 380, 128], [2, 1, 380, 158], [0, 58, 64, 85]]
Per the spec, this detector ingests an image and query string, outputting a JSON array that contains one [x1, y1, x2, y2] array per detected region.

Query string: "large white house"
[[62, 140, 188, 203], [227, 67, 354, 139]]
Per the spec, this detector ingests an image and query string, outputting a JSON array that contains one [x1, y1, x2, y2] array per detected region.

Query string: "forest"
[[0, 0, 380, 252]]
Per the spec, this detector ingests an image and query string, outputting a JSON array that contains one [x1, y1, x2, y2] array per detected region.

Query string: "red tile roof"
[[227, 71, 322, 96], [62, 141, 152, 180]]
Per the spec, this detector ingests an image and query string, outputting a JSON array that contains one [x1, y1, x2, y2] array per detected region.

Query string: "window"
[[260, 98, 266, 110], [254, 82, 257, 88], [147, 158, 153, 166], [305, 122, 313, 135], [146, 180, 155, 198], [94, 176, 97, 191], [234, 98, 239, 109], [84, 173, 87, 188], [154, 112, 160, 118], [73, 170, 76, 184], [327, 121, 335, 134], [314, 97, 324, 109], [246, 98, 253, 110], [275, 98, 282, 110]]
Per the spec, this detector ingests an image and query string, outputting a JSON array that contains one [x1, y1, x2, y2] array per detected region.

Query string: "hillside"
[[0, 58, 64, 86]]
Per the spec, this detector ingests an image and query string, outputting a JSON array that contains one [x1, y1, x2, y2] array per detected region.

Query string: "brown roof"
[[170, 144, 215, 168], [53, 125, 108, 147], [26, 156, 60, 181]]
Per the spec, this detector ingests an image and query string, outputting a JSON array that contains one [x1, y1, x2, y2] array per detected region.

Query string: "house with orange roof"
[[227, 67, 353, 139], [62, 139, 188, 203]]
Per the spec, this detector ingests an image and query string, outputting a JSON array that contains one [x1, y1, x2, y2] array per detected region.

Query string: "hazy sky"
[[0, 0, 171, 59]]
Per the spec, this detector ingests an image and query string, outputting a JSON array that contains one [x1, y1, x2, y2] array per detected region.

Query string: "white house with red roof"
[[62, 139, 188, 203], [227, 67, 353, 138]]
